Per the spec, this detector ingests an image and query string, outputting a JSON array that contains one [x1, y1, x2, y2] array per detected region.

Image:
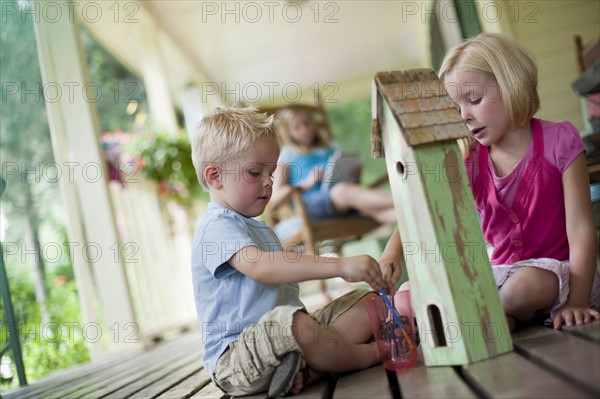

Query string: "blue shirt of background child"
[[279, 145, 335, 197]]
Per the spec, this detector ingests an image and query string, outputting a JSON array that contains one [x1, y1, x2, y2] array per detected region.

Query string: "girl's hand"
[[299, 167, 324, 190], [379, 260, 402, 295], [339, 255, 385, 292], [552, 305, 600, 330]]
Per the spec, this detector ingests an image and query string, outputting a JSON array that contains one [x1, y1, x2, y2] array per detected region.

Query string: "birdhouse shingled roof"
[[374, 69, 470, 146]]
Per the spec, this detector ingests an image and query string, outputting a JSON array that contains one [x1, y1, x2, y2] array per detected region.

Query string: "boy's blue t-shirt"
[[191, 202, 303, 374]]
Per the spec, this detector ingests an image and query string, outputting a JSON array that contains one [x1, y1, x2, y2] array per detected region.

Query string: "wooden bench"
[[3, 321, 598, 399]]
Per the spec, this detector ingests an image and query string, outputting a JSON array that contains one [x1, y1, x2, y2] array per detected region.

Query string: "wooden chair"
[[261, 99, 388, 297], [574, 35, 600, 182]]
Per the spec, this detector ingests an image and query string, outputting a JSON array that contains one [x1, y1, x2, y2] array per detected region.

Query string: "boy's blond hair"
[[191, 107, 276, 190], [439, 33, 540, 130], [275, 105, 332, 153]]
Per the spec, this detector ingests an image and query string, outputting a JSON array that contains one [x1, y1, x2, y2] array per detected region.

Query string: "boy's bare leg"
[[288, 294, 380, 394], [292, 308, 380, 374], [327, 293, 377, 344]]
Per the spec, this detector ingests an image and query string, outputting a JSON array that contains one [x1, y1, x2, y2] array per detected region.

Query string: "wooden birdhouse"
[[372, 69, 513, 366]]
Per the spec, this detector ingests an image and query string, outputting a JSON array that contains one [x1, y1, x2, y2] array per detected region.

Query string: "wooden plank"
[[1, 350, 142, 399], [3, 331, 210, 399], [84, 348, 200, 398], [462, 351, 591, 398], [395, 356, 476, 398], [44, 333, 199, 399], [190, 381, 228, 399], [155, 368, 212, 398], [127, 356, 204, 398], [562, 320, 600, 344], [333, 366, 393, 399], [514, 327, 600, 395], [205, 374, 333, 399], [293, 375, 334, 399], [231, 375, 333, 399], [49, 351, 182, 398]]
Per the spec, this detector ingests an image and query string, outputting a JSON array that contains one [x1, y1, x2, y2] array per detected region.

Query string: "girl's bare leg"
[[330, 183, 396, 224], [499, 267, 559, 322]]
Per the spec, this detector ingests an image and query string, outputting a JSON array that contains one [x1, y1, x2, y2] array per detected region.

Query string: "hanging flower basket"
[[123, 131, 208, 207]]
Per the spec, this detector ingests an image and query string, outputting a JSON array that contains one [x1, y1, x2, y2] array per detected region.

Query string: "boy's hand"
[[380, 261, 402, 295], [339, 255, 385, 292], [552, 305, 600, 330]]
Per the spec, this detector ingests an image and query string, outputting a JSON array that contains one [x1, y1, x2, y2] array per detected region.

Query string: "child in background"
[[437, 32, 600, 330], [190, 107, 402, 397], [273, 105, 397, 225]]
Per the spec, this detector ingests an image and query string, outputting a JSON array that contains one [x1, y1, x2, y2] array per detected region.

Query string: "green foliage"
[[0, 2, 146, 390], [326, 98, 388, 185], [80, 28, 149, 133], [1, 254, 89, 391], [126, 132, 209, 206]]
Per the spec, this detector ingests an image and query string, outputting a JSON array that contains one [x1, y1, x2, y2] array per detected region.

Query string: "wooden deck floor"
[[2, 321, 599, 399]]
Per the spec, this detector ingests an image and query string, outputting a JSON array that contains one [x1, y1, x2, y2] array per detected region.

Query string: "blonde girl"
[[438, 33, 600, 330], [273, 105, 396, 225]]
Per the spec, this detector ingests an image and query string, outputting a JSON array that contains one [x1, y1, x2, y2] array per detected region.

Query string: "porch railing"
[[109, 180, 200, 343]]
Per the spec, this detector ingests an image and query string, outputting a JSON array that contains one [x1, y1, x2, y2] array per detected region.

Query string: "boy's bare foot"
[[289, 359, 322, 395]]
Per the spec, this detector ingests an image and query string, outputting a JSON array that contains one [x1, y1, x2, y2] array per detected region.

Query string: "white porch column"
[[33, 2, 141, 356], [180, 85, 206, 139], [136, 19, 178, 133]]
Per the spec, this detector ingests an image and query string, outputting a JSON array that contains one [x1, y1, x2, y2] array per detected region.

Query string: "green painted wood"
[[376, 71, 512, 366]]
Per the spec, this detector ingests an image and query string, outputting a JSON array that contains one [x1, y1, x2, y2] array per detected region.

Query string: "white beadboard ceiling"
[[80, 0, 431, 105]]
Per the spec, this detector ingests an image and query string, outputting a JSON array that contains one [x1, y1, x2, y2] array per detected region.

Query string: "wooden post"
[[373, 69, 512, 366], [33, 2, 141, 355]]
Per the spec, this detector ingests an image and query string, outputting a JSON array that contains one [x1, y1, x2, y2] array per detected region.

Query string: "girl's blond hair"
[[191, 107, 276, 190], [275, 105, 332, 153], [438, 33, 540, 156]]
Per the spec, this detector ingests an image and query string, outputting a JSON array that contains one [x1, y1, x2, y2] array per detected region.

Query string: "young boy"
[[191, 107, 401, 397]]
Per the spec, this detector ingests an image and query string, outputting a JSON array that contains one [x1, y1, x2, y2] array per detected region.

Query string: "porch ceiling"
[[83, 0, 430, 105]]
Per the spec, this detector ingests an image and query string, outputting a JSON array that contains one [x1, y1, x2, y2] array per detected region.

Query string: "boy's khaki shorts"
[[212, 288, 373, 396]]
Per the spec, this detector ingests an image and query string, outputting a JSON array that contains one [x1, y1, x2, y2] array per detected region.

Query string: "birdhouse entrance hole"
[[427, 304, 447, 347]]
